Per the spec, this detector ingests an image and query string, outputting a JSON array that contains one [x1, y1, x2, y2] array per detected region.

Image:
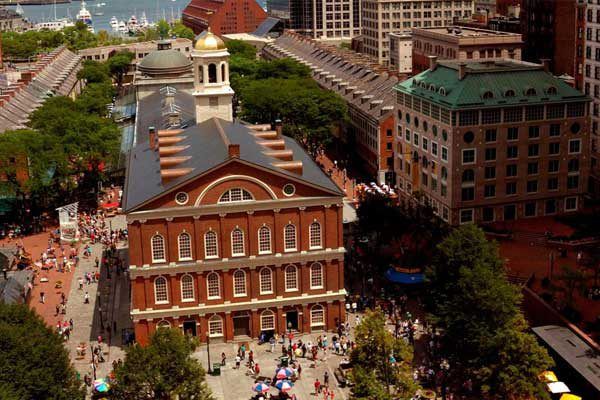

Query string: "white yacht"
[[110, 16, 119, 30], [76, 1, 92, 26], [140, 12, 149, 28], [117, 20, 127, 34], [35, 19, 75, 31]]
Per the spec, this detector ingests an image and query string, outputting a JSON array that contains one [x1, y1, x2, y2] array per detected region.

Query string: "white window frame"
[[459, 209, 474, 225], [180, 274, 195, 302], [178, 232, 192, 261], [259, 267, 273, 295], [284, 224, 297, 252], [431, 141, 438, 157], [233, 269, 247, 297], [206, 272, 221, 299], [157, 320, 171, 329], [208, 315, 224, 337], [154, 276, 169, 304], [258, 226, 272, 254], [565, 196, 578, 211], [568, 139, 582, 154], [441, 146, 448, 162], [309, 221, 322, 250], [218, 188, 254, 203], [260, 310, 275, 331], [284, 264, 298, 292], [310, 262, 324, 289], [231, 228, 245, 257], [204, 231, 218, 259], [310, 305, 325, 327], [461, 148, 476, 165], [151, 234, 166, 263]]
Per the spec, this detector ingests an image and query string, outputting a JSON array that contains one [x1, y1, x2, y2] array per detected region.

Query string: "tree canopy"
[[107, 51, 135, 88], [110, 328, 213, 400], [425, 225, 554, 399], [0, 303, 84, 399], [350, 309, 419, 400]]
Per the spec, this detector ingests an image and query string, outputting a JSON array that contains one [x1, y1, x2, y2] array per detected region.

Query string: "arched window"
[[208, 63, 217, 83], [482, 91, 494, 99], [284, 265, 298, 291], [178, 232, 192, 261], [219, 188, 254, 203], [206, 272, 220, 299], [204, 231, 218, 259], [233, 269, 247, 297], [258, 226, 272, 254], [547, 86, 557, 95], [221, 63, 226, 82], [260, 310, 275, 331], [438, 87, 446, 96], [231, 228, 245, 256], [525, 87, 537, 96], [180, 274, 194, 301], [310, 305, 325, 328], [504, 89, 515, 97], [208, 315, 223, 337], [151, 234, 166, 263], [259, 267, 273, 294], [462, 169, 475, 183], [284, 224, 297, 252], [310, 262, 324, 289], [154, 276, 168, 304], [309, 222, 322, 249], [157, 320, 171, 329]]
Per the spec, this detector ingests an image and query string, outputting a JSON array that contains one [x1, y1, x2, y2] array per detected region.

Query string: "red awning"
[[101, 202, 119, 209]]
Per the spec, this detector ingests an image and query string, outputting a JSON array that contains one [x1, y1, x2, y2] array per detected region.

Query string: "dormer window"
[[482, 91, 494, 100], [438, 87, 446, 96], [420, 81, 427, 89], [504, 89, 515, 97], [546, 86, 557, 95], [525, 87, 537, 96], [428, 84, 436, 92]]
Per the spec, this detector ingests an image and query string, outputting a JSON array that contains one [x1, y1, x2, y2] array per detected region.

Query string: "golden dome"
[[194, 29, 226, 51]]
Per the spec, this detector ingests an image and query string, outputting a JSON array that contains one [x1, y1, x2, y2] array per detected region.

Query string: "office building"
[[182, 0, 267, 35]]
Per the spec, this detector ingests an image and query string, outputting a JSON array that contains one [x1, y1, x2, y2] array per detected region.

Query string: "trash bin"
[[212, 364, 221, 376], [280, 356, 289, 367]]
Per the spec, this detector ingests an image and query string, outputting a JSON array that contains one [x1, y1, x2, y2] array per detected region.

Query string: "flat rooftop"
[[415, 26, 521, 37]]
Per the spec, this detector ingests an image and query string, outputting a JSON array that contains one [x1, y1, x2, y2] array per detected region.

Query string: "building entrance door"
[[286, 310, 299, 331], [233, 313, 251, 337], [183, 320, 197, 337]]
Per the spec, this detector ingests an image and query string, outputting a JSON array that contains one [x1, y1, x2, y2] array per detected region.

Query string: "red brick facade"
[[182, 0, 267, 35], [127, 161, 346, 344]]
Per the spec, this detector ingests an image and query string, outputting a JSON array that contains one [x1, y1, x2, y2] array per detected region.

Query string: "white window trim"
[[568, 139, 582, 154], [565, 196, 578, 211], [257, 226, 272, 255], [309, 222, 322, 250], [231, 228, 246, 257], [284, 265, 299, 292], [154, 276, 169, 305], [204, 231, 219, 260], [441, 145, 448, 163], [260, 310, 276, 331], [310, 305, 325, 327], [208, 316, 224, 337], [459, 209, 474, 225], [180, 274, 195, 303], [283, 224, 297, 253], [178, 232, 193, 262], [157, 320, 171, 329], [259, 267, 273, 295], [461, 148, 476, 165], [206, 272, 221, 300], [310, 262, 324, 289], [233, 269, 247, 297], [151, 234, 167, 264]]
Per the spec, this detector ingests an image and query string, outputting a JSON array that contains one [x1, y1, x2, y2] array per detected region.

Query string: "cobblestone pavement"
[[194, 332, 352, 400], [62, 215, 131, 388]]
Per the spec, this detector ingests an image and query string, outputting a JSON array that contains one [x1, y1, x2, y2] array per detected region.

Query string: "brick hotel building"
[[124, 31, 346, 344], [394, 59, 591, 225]]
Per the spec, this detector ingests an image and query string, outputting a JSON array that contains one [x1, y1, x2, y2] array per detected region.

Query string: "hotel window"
[[284, 224, 297, 252], [485, 148, 496, 161], [260, 310, 275, 331], [204, 231, 218, 259], [481, 109, 501, 124], [258, 226, 272, 254], [431, 142, 438, 156], [507, 127, 519, 141], [528, 144, 539, 157], [484, 166, 496, 179], [461, 187, 474, 201], [208, 315, 224, 337], [567, 175, 579, 189], [482, 207, 494, 222], [546, 104, 565, 119], [524, 202, 537, 217], [422, 137, 429, 152], [309, 222, 322, 249], [231, 228, 245, 256], [310, 305, 325, 327], [503, 107, 522, 123], [462, 149, 475, 165], [528, 126, 540, 139], [548, 142, 560, 155], [485, 129, 497, 143], [525, 106, 544, 121], [151, 234, 166, 263], [405, 128, 410, 142], [565, 197, 578, 211], [548, 177, 559, 191], [310, 262, 324, 289], [219, 188, 254, 203], [527, 162, 539, 175], [506, 182, 517, 195], [178, 232, 192, 261], [284, 265, 298, 291], [527, 180, 538, 193], [441, 146, 448, 162], [206, 272, 220, 299], [459, 110, 479, 126], [568, 139, 581, 154], [549, 124, 561, 137], [259, 268, 273, 294], [180, 274, 194, 302], [459, 209, 474, 224], [484, 185, 496, 198], [413, 133, 419, 146], [567, 103, 585, 117], [568, 159, 580, 173], [154, 276, 168, 304], [548, 160, 560, 173], [233, 270, 247, 297]]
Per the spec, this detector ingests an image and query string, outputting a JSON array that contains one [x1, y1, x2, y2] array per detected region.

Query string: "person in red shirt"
[[314, 378, 321, 395]]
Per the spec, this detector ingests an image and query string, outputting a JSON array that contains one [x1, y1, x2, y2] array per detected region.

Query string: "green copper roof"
[[395, 59, 589, 110]]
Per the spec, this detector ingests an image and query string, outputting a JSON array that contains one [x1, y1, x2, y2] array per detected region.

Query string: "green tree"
[[226, 39, 257, 59], [63, 21, 98, 50], [172, 21, 195, 40], [0, 303, 84, 399], [557, 265, 587, 308], [107, 50, 134, 89], [350, 309, 419, 400], [157, 19, 171, 39], [77, 60, 111, 84], [110, 328, 213, 400]]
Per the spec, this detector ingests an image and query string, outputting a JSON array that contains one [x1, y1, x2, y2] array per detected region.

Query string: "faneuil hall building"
[[123, 30, 346, 344]]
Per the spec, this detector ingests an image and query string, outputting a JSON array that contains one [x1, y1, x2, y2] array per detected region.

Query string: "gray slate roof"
[[124, 118, 343, 212]]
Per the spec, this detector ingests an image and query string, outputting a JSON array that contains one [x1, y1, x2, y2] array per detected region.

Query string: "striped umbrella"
[[252, 382, 270, 393], [276, 367, 294, 380], [275, 380, 294, 392]]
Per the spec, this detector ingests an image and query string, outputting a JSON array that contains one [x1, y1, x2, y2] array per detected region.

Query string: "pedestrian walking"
[[314, 378, 321, 395], [235, 354, 241, 369], [221, 352, 226, 366], [323, 371, 329, 387], [69, 318, 74, 331], [84, 292, 89, 304], [78, 277, 83, 290]]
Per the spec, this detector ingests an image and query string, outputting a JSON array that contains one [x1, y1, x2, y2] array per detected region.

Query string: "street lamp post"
[[206, 332, 212, 374]]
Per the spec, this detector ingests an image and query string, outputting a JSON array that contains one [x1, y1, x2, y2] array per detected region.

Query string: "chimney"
[[167, 110, 181, 127], [540, 58, 550, 73], [165, 92, 175, 107], [428, 55, 438, 71], [228, 143, 240, 158], [458, 63, 467, 80], [275, 119, 283, 138], [149, 126, 156, 150]]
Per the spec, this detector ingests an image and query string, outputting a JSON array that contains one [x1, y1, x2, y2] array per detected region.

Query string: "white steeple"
[[191, 29, 234, 123]]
